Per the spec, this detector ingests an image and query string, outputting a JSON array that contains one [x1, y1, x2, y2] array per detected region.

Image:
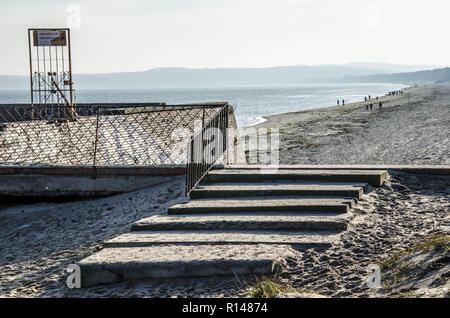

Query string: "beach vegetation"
[[245, 276, 316, 298], [246, 278, 291, 298], [378, 234, 449, 292], [379, 234, 449, 271], [412, 234, 450, 253]]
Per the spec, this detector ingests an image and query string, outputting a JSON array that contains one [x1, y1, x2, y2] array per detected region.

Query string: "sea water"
[[0, 83, 407, 127]]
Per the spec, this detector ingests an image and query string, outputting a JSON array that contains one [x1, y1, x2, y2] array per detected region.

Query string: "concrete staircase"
[[78, 167, 387, 287]]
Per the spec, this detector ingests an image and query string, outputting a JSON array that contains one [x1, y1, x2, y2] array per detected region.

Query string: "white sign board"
[[33, 30, 67, 46]]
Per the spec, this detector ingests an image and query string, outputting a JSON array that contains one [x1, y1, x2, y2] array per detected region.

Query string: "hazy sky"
[[1, 0, 449, 75]]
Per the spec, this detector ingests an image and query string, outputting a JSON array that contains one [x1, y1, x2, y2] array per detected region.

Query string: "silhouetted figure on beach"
[[364, 96, 367, 102], [342, 99, 345, 106], [376, 96, 378, 101], [337, 100, 340, 106], [379, 102, 382, 109], [370, 103, 373, 110], [369, 95, 371, 100], [366, 104, 369, 110]]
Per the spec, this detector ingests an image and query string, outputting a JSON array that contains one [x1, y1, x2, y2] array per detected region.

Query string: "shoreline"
[[248, 84, 413, 129], [246, 83, 449, 165], [242, 84, 411, 128]]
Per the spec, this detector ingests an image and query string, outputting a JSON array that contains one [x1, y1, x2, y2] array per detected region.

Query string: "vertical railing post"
[[225, 104, 230, 165], [202, 106, 205, 128], [92, 106, 100, 178], [186, 136, 194, 196]]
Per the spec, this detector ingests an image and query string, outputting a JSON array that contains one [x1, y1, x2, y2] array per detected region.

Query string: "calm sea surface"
[[0, 83, 407, 126]]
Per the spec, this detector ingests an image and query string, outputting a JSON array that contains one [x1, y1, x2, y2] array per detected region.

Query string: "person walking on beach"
[[366, 104, 369, 110], [365, 96, 367, 102], [342, 99, 345, 106], [379, 102, 382, 109], [337, 99, 340, 106], [369, 95, 371, 100], [370, 103, 373, 110]]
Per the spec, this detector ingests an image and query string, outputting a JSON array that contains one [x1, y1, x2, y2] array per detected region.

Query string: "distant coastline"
[[251, 83, 450, 165], [253, 85, 413, 130], [244, 84, 410, 128]]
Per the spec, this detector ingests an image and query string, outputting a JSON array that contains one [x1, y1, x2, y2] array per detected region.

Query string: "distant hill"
[[342, 67, 450, 84], [0, 63, 445, 90], [341, 62, 440, 74]]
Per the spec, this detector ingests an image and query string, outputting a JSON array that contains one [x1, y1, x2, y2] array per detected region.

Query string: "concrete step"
[[168, 197, 354, 215], [132, 213, 350, 232], [78, 244, 294, 287], [103, 230, 339, 250], [205, 169, 388, 187], [190, 182, 365, 199]]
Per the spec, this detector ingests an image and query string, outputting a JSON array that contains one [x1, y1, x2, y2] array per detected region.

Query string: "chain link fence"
[[0, 103, 227, 167]]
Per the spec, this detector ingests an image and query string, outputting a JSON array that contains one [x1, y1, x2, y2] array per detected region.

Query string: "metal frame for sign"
[[27, 28, 75, 120]]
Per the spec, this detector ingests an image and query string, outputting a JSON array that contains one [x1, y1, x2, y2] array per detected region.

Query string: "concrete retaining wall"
[[1, 164, 448, 198], [0, 165, 186, 176], [0, 165, 186, 198]]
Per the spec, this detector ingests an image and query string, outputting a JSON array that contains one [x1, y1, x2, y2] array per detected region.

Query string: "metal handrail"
[[185, 103, 229, 195]]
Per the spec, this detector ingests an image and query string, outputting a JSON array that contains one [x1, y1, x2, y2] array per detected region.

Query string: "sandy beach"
[[253, 84, 450, 165], [0, 177, 187, 297], [277, 171, 449, 297], [1, 171, 447, 298], [0, 84, 448, 298]]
